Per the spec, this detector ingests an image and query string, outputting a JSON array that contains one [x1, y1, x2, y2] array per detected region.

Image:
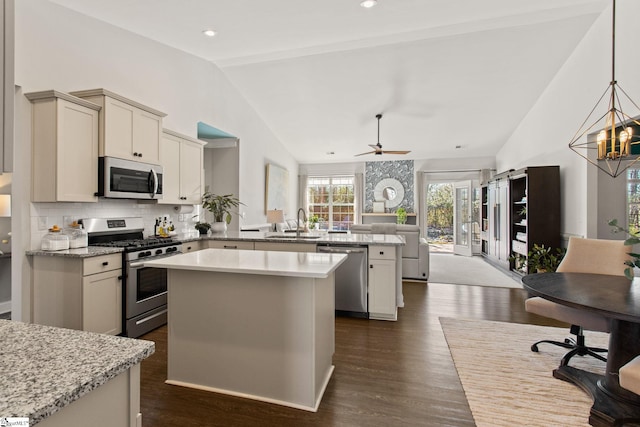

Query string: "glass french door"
[[453, 180, 472, 256]]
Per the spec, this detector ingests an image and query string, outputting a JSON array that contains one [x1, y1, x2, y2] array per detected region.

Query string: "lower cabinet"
[[368, 245, 397, 320], [207, 240, 255, 250], [254, 242, 317, 252], [82, 269, 122, 335], [32, 253, 123, 335], [182, 240, 203, 253]]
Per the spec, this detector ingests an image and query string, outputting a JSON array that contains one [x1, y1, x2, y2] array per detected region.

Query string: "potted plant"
[[308, 214, 320, 230], [525, 244, 566, 273], [194, 221, 211, 235], [201, 191, 244, 233], [608, 218, 640, 279], [396, 207, 407, 225]]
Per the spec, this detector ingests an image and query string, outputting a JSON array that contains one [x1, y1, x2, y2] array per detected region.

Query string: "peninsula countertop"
[[182, 230, 406, 246], [143, 247, 347, 278], [0, 319, 154, 425]]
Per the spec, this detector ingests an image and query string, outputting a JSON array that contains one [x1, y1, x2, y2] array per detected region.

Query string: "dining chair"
[[524, 236, 631, 366]]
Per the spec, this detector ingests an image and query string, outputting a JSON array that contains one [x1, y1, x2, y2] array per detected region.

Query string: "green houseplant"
[[510, 243, 565, 273], [201, 191, 244, 233], [308, 214, 320, 230], [608, 218, 640, 279], [396, 207, 407, 225], [194, 221, 211, 235], [526, 244, 566, 273]]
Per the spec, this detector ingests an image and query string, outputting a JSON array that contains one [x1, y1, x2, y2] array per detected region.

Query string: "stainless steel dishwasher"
[[317, 244, 368, 318]]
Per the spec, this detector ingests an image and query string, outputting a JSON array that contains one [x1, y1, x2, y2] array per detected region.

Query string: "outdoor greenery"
[[426, 183, 453, 238], [306, 176, 355, 230]]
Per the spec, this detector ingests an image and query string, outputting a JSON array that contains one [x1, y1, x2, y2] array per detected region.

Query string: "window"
[[627, 168, 640, 234], [307, 176, 355, 231]]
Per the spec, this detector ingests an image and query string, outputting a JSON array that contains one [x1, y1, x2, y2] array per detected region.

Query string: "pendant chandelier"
[[568, 0, 640, 178]]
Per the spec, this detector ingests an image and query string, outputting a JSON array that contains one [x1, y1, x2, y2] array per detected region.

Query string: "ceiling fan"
[[355, 114, 411, 156]]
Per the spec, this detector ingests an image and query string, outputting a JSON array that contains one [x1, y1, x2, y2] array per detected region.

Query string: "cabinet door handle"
[[370, 265, 373, 269], [187, 246, 192, 250], [139, 153, 142, 158], [117, 275, 123, 281], [379, 251, 384, 255], [224, 245, 238, 249], [102, 261, 109, 266]]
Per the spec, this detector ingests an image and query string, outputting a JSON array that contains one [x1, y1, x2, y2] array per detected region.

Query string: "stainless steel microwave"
[[98, 156, 163, 200]]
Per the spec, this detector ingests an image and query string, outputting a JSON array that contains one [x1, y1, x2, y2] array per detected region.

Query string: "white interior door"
[[453, 180, 472, 256]]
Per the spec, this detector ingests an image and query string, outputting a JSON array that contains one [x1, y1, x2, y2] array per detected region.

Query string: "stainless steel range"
[[81, 217, 182, 338]]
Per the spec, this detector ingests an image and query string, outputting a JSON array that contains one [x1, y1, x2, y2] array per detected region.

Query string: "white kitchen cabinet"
[[32, 253, 123, 335], [159, 129, 204, 205], [368, 245, 397, 320], [83, 269, 122, 335], [207, 240, 255, 250], [26, 91, 100, 202], [254, 242, 317, 252], [182, 240, 203, 253], [70, 88, 166, 164]]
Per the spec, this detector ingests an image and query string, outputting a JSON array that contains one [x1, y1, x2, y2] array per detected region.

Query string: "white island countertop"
[[143, 248, 347, 278]]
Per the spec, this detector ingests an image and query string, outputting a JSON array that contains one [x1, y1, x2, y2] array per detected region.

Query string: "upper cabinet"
[[70, 89, 166, 164], [26, 90, 101, 203], [159, 129, 205, 205]]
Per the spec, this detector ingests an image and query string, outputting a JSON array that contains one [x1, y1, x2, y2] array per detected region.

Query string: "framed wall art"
[[265, 163, 289, 213]]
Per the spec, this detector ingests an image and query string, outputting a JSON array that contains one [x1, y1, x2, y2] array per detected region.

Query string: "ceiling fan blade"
[[354, 150, 377, 156], [381, 150, 411, 155], [368, 144, 379, 149]]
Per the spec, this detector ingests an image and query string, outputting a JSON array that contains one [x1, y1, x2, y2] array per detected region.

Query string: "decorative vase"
[[211, 222, 227, 233]]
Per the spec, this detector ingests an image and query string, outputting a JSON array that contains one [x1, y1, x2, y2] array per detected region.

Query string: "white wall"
[[12, 0, 298, 320], [496, 2, 640, 238]]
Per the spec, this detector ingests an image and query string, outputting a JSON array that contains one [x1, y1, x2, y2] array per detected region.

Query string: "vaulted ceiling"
[[50, 0, 608, 163]]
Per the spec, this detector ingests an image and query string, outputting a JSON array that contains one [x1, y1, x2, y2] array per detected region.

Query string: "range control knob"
[[156, 249, 163, 255]]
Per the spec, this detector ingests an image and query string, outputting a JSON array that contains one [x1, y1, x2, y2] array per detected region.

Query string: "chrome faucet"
[[296, 208, 308, 238]]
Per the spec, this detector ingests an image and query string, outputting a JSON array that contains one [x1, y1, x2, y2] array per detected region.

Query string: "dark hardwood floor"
[[140, 282, 562, 426]]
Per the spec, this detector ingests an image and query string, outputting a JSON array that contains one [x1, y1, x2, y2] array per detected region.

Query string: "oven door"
[[126, 259, 168, 319]]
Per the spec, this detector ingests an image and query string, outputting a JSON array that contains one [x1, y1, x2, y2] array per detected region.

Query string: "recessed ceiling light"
[[360, 0, 378, 8], [202, 29, 217, 37]]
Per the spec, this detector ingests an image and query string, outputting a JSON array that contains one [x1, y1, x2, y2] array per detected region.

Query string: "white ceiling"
[[50, 0, 608, 163]]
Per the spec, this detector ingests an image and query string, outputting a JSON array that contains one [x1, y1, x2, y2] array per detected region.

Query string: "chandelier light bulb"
[[360, 0, 378, 8]]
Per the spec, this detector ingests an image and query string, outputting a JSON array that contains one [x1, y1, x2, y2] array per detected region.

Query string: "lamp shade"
[[266, 209, 285, 224], [0, 195, 11, 217]]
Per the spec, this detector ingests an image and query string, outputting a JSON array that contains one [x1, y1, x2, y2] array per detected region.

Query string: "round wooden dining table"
[[522, 272, 640, 427]]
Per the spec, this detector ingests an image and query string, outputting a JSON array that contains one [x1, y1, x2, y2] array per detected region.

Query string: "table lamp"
[[0, 195, 10, 217], [266, 209, 285, 232]]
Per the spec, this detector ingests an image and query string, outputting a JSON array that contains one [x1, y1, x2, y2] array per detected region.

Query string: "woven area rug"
[[440, 317, 610, 427], [428, 254, 522, 288]]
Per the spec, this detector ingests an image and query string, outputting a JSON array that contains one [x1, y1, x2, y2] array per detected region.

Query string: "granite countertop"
[[26, 246, 123, 258], [144, 248, 347, 278], [0, 320, 154, 425], [25, 231, 403, 259]]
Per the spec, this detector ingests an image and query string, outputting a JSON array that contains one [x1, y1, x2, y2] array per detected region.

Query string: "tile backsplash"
[[30, 199, 200, 249]]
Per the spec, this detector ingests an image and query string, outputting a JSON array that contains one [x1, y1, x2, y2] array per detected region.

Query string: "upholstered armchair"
[[524, 237, 631, 366]]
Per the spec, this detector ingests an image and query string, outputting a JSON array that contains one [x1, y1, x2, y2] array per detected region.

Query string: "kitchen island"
[[179, 230, 406, 319], [0, 319, 154, 426], [143, 248, 346, 412]]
